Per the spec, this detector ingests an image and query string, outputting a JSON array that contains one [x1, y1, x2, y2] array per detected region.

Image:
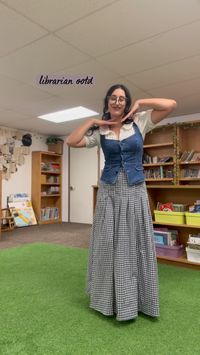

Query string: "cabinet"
[[32, 151, 62, 224]]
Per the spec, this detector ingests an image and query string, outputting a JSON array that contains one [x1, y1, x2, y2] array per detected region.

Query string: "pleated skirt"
[[86, 170, 160, 321]]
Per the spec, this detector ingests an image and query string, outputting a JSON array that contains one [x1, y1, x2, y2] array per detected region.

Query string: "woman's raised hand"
[[92, 118, 117, 126], [121, 101, 140, 122]]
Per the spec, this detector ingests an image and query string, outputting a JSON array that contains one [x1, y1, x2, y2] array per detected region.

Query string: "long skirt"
[[86, 170, 160, 321]]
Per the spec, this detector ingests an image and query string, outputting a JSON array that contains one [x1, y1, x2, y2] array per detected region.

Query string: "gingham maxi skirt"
[[86, 170, 160, 321]]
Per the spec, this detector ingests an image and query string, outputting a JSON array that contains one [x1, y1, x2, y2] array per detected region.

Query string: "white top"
[[84, 109, 156, 148]]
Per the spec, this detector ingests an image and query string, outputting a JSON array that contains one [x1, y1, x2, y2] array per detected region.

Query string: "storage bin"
[[48, 142, 63, 155], [156, 244, 185, 258], [154, 210, 185, 224], [186, 247, 200, 263], [185, 212, 200, 226]]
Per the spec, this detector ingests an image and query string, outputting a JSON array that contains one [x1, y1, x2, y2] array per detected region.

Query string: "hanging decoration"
[[0, 127, 32, 180]]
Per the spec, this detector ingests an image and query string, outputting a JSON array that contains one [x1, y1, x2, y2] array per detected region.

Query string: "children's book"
[[7, 193, 37, 227]]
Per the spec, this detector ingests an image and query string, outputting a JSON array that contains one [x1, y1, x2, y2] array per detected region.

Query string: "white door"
[[69, 147, 98, 224]]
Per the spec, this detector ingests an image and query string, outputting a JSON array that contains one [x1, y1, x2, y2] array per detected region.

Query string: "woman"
[[67, 84, 177, 321]]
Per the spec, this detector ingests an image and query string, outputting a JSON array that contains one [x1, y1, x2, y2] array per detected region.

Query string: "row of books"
[[187, 234, 200, 250], [46, 175, 60, 183], [154, 228, 179, 246], [41, 186, 60, 195], [41, 162, 60, 172], [180, 168, 200, 178], [143, 153, 173, 164], [41, 207, 59, 220], [144, 167, 174, 179], [180, 150, 200, 162]]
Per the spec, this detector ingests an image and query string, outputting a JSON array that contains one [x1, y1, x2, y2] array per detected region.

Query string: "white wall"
[[1, 130, 69, 222], [2, 133, 47, 208]]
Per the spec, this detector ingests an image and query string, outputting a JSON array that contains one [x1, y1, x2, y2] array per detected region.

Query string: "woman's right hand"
[[91, 118, 117, 127], [66, 117, 117, 147]]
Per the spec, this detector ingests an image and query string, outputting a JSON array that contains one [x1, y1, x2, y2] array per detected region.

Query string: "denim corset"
[[100, 123, 144, 185]]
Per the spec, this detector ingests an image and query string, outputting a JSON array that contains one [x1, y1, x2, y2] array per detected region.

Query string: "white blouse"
[[84, 110, 156, 148]]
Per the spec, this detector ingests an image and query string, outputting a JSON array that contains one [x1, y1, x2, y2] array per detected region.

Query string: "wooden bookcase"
[[145, 121, 200, 270], [143, 124, 177, 185], [177, 121, 200, 185], [32, 151, 62, 224]]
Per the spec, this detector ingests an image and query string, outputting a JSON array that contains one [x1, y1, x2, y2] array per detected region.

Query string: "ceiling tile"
[[0, 109, 32, 123], [98, 20, 200, 76], [126, 55, 200, 90], [148, 77, 200, 99], [0, 35, 90, 83], [2, 0, 117, 31], [0, 2, 47, 57], [56, 0, 200, 57]]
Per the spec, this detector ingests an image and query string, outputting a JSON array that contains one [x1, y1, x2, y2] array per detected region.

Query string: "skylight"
[[38, 106, 99, 123]]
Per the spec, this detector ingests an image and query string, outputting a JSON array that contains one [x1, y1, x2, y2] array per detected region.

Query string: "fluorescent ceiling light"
[[38, 106, 99, 123]]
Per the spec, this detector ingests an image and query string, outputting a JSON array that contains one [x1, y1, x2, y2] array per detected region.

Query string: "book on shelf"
[[143, 153, 173, 164], [181, 168, 200, 178], [186, 150, 195, 162], [40, 207, 59, 220], [41, 162, 60, 172], [187, 233, 200, 250], [180, 150, 198, 162], [191, 152, 200, 162], [154, 228, 179, 246], [46, 175, 60, 183], [159, 156, 173, 163], [144, 167, 174, 179]]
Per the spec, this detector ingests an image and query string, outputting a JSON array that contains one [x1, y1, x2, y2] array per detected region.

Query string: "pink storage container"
[[156, 244, 185, 258]]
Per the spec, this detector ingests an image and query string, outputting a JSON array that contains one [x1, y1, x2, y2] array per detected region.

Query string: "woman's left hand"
[[121, 101, 140, 122]]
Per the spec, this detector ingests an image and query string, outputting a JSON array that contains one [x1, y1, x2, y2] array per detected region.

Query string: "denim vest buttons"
[[100, 123, 144, 185]]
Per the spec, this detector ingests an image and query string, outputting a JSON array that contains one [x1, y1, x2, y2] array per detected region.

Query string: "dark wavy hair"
[[102, 84, 132, 120], [87, 84, 132, 136]]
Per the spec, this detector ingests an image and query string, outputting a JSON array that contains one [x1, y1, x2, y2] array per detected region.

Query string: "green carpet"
[[0, 243, 199, 355]]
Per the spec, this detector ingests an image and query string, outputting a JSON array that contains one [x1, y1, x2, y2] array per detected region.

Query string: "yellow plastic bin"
[[154, 210, 185, 225], [185, 212, 200, 226]]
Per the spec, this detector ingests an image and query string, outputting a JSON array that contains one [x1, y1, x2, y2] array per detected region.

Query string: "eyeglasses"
[[108, 95, 127, 104]]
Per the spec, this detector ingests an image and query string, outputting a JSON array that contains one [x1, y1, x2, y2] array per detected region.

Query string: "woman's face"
[[107, 88, 127, 118]]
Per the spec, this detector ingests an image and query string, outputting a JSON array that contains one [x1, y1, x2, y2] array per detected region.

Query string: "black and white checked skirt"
[[86, 170, 160, 321]]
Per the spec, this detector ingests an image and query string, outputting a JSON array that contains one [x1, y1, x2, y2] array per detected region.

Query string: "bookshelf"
[[145, 121, 200, 269], [32, 151, 62, 224], [177, 122, 200, 184], [143, 124, 177, 184], [147, 185, 200, 269]]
